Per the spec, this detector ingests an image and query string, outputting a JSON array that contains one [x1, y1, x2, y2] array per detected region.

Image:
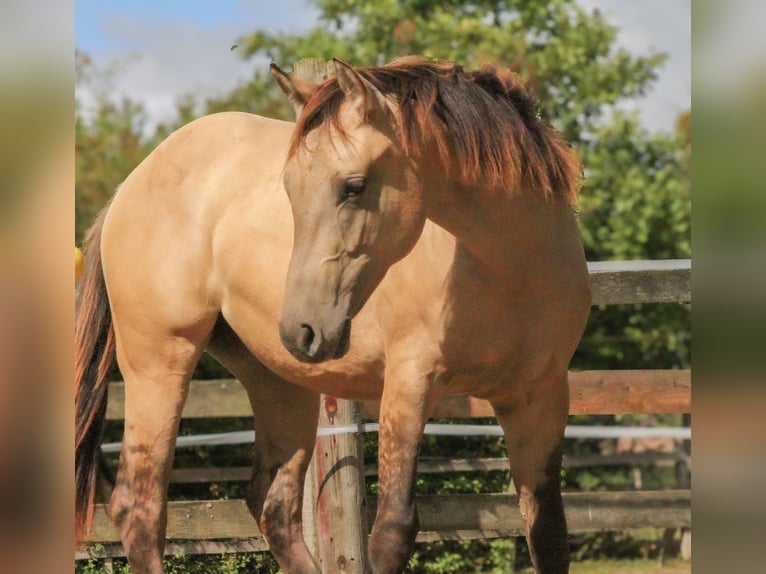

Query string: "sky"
[[75, 0, 691, 134]]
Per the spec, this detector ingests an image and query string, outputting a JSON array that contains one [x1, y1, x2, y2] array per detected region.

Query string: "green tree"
[[75, 51, 156, 243]]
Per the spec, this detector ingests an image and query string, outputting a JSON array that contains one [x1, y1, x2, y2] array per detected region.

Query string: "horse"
[[75, 57, 590, 574]]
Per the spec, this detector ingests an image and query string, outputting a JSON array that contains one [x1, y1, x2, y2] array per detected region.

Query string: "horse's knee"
[[369, 505, 418, 573], [246, 472, 300, 550], [247, 479, 319, 574]]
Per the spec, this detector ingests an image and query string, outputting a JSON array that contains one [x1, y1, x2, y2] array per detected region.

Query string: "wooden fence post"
[[306, 395, 370, 573]]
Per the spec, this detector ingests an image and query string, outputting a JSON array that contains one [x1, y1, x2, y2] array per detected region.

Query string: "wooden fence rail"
[[85, 490, 690, 545], [105, 369, 690, 421], [79, 259, 692, 568]]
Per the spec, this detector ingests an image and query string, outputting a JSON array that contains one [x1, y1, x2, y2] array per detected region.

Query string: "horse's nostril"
[[299, 323, 316, 354]]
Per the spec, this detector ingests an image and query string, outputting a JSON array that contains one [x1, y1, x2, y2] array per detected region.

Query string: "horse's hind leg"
[[208, 324, 320, 573], [492, 372, 570, 574], [108, 321, 213, 574]]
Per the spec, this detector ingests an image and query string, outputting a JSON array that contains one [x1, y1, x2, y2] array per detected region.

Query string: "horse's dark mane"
[[289, 57, 582, 204]]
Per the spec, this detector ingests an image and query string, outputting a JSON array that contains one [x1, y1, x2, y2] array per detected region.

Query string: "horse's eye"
[[341, 177, 367, 200]]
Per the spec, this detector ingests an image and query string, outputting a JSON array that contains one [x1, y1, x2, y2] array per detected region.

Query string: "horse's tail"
[[75, 206, 116, 545]]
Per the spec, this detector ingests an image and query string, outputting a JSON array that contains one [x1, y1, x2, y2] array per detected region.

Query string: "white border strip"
[[100, 424, 690, 453]]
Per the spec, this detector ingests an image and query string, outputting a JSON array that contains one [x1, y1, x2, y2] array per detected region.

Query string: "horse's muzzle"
[[279, 316, 351, 363]]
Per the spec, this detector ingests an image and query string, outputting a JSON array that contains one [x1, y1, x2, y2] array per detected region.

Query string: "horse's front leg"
[[368, 354, 446, 574], [492, 371, 571, 574], [243, 371, 321, 574]]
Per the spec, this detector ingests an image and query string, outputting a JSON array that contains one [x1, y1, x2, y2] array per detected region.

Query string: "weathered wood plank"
[[588, 259, 691, 305], [567, 489, 691, 531], [88, 499, 260, 542], [107, 369, 690, 421], [386, 490, 692, 534], [567, 369, 691, 415], [86, 490, 690, 543]]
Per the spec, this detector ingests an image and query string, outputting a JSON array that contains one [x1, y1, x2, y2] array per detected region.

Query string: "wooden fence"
[[78, 260, 691, 569]]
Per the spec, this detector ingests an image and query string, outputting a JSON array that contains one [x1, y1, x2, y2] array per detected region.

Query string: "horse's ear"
[[333, 58, 392, 126], [270, 63, 315, 118]]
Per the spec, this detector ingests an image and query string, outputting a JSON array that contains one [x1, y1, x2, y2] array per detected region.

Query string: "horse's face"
[[275, 61, 426, 363]]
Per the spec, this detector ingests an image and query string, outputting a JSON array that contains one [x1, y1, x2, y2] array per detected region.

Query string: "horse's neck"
[[427, 183, 566, 280]]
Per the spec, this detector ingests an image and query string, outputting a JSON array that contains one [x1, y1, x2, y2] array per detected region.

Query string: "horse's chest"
[[436, 264, 568, 384], [439, 294, 523, 373]]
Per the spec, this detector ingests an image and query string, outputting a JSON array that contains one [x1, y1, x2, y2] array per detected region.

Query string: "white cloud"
[[78, 14, 259, 131]]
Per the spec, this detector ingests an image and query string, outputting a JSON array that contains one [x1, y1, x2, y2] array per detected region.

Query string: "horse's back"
[[109, 111, 293, 212]]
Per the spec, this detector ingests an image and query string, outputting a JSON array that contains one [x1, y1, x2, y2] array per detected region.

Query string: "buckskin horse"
[[75, 57, 590, 574]]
